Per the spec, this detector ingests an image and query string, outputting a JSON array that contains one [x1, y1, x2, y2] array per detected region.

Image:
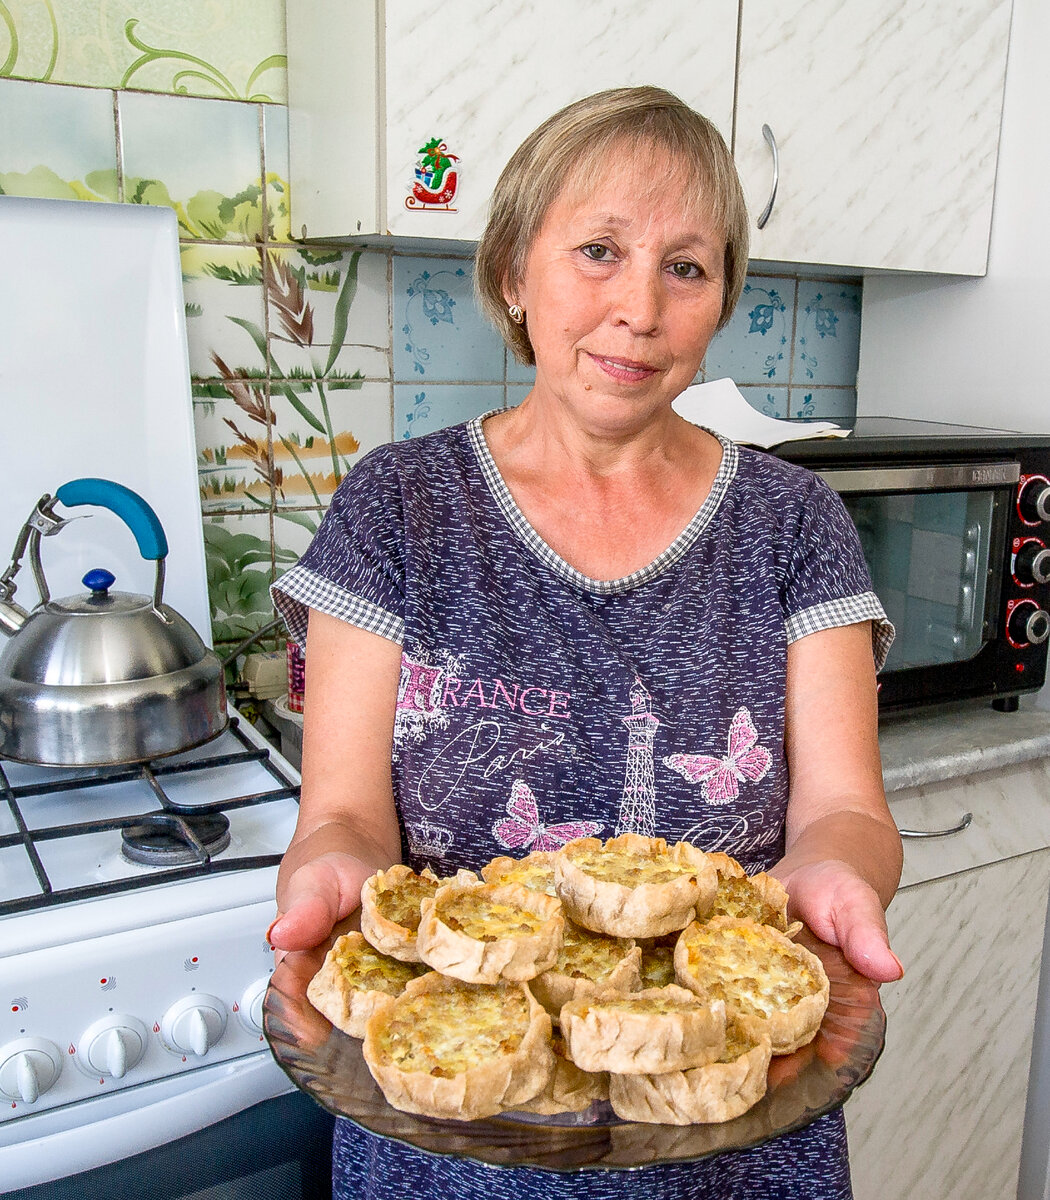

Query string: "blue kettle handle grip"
[[55, 478, 169, 561]]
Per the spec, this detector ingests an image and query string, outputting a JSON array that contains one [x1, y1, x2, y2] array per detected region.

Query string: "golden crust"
[[362, 973, 554, 1120], [674, 917, 829, 1055], [554, 834, 718, 938], [710, 871, 801, 937], [305, 932, 426, 1038], [706, 852, 746, 879], [508, 1034, 609, 1115], [481, 851, 558, 896], [360, 866, 477, 962], [529, 922, 642, 1018], [609, 1020, 772, 1124], [416, 879, 565, 984], [560, 984, 726, 1076]]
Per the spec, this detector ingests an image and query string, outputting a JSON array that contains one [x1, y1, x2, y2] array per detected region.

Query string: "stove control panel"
[[0, 896, 277, 1122]]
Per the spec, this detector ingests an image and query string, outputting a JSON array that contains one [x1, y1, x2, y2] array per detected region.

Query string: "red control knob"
[[1015, 541, 1050, 586], [1019, 478, 1050, 525], [1008, 601, 1050, 648]]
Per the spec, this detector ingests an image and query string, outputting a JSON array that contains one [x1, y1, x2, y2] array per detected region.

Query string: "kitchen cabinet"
[[733, 0, 1013, 275], [845, 757, 1050, 1200], [285, 0, 738, 244]]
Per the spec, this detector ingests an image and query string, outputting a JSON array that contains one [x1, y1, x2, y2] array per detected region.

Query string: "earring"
[[507, 304, 525, 325]]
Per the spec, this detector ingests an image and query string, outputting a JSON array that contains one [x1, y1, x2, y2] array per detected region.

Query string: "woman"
[[270, 86, 903, 1199]]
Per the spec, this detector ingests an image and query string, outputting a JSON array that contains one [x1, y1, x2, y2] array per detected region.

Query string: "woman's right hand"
[[269, 849, 379, 956]]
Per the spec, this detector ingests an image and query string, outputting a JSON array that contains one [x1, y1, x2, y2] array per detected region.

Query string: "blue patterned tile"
[[792, 281, 862, 386], [789, 387, 857, 423], [704, 275, 796, 385], [0, 78, 117, 200], [393, 255, 505, 382], [739, 386, 789, 420], [395, 385, 503, 440]]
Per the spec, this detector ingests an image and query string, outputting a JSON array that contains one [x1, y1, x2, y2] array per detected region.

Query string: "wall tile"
[[792, 280, 862, 386], [193, 388, 272, 514], [739, 386, 789, 420], [118, 91, 263, 241], [201, 510, 276, 646], [704, 275, 796, 385], [262, 102, 291, 241], [269, 380, 392, 507], [0, 78, 116, 199], [266, 246, 390, 381], [506, 352, 536, 385], [395, 384, 503, 441], [789, 386, 857, 423], [507, 383, 532, 409], [393, 255, 504, 382], [181, 244, 266, 379], [272, 509, 323, 574]]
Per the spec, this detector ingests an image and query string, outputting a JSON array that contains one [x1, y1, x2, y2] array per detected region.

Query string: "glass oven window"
[[842, 490, 999, 671]]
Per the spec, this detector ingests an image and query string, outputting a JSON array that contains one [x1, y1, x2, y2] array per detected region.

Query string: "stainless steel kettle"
[[0, 478, 227, 767]]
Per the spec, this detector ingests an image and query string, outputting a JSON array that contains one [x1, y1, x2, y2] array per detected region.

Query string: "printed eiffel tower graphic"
[[615, 679, 660, 837]]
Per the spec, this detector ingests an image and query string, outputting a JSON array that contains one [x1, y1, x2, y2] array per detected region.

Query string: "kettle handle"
[[55, 479, 169, 561]]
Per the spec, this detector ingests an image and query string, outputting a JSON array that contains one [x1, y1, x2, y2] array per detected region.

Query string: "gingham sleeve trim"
[[271, 564, 404, 647], [785, 591, 895, 673]]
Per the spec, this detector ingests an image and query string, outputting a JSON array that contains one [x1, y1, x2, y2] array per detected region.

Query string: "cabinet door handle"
[[756, 124, 779, 230], [898, 812, 973, 839]]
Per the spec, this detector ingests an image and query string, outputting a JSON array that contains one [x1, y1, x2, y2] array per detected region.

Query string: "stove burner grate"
[[121, 812, 232, 867]]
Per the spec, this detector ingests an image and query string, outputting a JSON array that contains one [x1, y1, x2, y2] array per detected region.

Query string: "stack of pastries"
[[306, 833, 829, 1125]]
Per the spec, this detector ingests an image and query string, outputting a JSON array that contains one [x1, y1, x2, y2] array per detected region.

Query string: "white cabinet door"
[[287, 0, 738, 242], [734, 0, 1013, 275], [846, 850, 1050, 1200]]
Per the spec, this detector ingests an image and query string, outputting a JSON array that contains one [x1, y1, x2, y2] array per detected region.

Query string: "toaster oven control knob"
[[1015, 542, 1050, 586], [77, 1015, 148, 1079], [160, 994, 228, 1058], [1019, 479, 1050, 524], [1008, 601, 1050, 648], [0, 1037, 62, 1103], [239, 977, 270, 1035]]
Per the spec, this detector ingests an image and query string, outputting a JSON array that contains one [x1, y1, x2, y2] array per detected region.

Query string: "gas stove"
[[0, 712, 300, 1185]]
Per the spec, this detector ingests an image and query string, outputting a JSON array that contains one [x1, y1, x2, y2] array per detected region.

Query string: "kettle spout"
[[0, 599, 29, 637]]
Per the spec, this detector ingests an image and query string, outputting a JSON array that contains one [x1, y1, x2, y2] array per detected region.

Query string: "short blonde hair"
[[475, 86, 750, 365]]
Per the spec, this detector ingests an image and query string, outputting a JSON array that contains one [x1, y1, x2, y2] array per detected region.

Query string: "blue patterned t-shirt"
[[272, 414, 892, 1200]]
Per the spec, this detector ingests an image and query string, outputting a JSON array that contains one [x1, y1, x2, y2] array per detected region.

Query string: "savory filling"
[[376, 983, 530, 1077], [711, 875, 783, 929], [374, 872, 441, 931], [437, 890, 549, 942], [566, 845, 696, 887], [553, 923, 631, 980], [681, 924, 822, 1018], [638, 943, 678, 989], [719, 1019, 760, 1064], [578, 993, 702, 1017], [334, 942, 426, 994], [488, 857, 557, 896]]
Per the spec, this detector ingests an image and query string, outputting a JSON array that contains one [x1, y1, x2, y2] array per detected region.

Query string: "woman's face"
[[510, 152, 726, 435]]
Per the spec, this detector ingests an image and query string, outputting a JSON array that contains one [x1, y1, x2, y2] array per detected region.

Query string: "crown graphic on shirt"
[[408, 817, 453, 858]]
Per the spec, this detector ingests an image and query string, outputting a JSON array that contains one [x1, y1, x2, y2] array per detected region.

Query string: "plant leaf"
[[325, 251, 361, 376], [275, 381, 327, 434]]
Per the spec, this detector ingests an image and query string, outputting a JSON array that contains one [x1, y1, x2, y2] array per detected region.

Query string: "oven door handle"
[[816, 463, 1020, 493], [898, 812, 973, 839]]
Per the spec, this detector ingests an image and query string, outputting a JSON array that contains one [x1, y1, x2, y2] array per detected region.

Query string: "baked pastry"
[[306, 932, 427, 1038], [608, 1017, 772, 1124], [560, 984, 726, 1075], [637, 940, 679, 990], [360, 865, 477, 962], [709, 870, 801, 937], [554, 834, 717, 938], [361, 973, 554, 1120], [416, 879, 565, 984], [529, 920, 641, 1018], [508, 1031, 609, 1115], [674, 917, 829, 1055], [482, 850, 557, 896]]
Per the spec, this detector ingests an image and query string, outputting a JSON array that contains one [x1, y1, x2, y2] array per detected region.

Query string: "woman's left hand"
[[777, 857, 903, 983]]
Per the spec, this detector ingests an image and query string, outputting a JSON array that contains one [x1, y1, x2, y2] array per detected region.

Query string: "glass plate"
[[263, 928, 885, 1172]]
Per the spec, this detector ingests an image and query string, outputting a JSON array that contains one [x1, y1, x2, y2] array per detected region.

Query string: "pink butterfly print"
[[492, 780, 602, 851], [663, 707, 772, 806]]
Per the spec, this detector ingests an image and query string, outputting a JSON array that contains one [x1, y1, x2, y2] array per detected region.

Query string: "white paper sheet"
[[672, 378, 851, 448]]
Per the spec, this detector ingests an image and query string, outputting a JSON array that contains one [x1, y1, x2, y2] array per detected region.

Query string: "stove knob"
[[160, 995, 227, 1058], [77, 1015, 148, 1079], [1008, 602, 1050, 648], [0, 1037, 62, 1103], [239, 978, 270, 1035], [1015, 542, 1050, 586], [1020, 479, 1050, 524]]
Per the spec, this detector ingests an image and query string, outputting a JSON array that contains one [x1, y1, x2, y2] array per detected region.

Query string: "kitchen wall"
[[0, 1, 862, 652]]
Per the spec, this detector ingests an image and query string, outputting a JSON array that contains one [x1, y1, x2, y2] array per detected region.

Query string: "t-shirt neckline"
[[466, 411, 739, 595]]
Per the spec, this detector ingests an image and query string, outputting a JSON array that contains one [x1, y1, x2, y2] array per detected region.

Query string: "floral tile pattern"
[[0, 1, 287, 101], [118, 91, 263, 241], [202, 510, 282, 647], [181, 244, 267, 379], [393, 254, 505, 382], [395, 385, 503, 441], [789, 386, 857, 422], [792, 281, 862, 386], [738, 386, 789, 420], [193, 389, 272, 515], [704, 275, 796, 385], [0, 77, 116, 199]]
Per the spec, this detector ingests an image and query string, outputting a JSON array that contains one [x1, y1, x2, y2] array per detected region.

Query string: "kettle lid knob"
[[83, 568, 115, 594]]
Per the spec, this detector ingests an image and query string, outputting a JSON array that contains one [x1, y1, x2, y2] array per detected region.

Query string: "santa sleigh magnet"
[[406, 137, 460, 211]]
